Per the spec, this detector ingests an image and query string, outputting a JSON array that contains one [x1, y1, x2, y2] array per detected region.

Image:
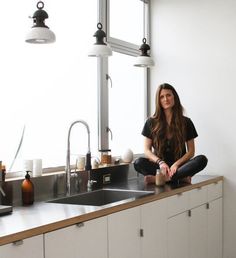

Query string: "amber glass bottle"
[[22, 171, 34, 205]]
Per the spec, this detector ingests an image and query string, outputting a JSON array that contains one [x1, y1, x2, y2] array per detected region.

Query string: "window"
[[109, 0, 143, 44], [0, 1, 97, 171], [0, 0, 150, 173], [109, 52, 145, 155], [104, 0, 149, 156]]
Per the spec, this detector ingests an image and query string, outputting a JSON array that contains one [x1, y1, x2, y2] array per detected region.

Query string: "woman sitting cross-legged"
[[134, 83, 208, 184]]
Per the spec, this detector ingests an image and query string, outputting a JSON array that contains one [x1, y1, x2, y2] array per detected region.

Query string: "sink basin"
[[47, 189, 154, 206]]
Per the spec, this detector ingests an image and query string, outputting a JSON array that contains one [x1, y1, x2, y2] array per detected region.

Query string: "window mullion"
[[108, 37, 139, 56], [97, 0, 110, 152], [97, 57, 109, 151]]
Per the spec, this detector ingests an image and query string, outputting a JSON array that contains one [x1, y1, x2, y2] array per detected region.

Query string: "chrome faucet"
[[65, 120, 95, 196]]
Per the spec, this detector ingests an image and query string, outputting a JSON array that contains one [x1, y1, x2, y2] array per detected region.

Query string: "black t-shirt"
[[142, 116, 198, 166]]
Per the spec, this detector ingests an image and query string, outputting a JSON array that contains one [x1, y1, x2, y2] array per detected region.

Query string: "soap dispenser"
[[21, 171, 34, 205]]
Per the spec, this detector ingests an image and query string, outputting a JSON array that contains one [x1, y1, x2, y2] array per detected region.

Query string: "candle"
[[23, 160, 33, 172], [76, 156, 85, 171], [33, 159, 42, 177]]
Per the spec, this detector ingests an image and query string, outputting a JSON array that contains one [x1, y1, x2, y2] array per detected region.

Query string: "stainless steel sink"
[[47, 189, 154, 206]]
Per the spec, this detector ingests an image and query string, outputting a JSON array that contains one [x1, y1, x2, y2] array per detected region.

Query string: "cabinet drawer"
[[45, 216, 108, 258], [208, 181, 222, 202], [167, 191, 189, 217], [189, 186, 207, 209], [0, 235, 44, 258]]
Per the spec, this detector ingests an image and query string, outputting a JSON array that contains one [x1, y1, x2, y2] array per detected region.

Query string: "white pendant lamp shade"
[[134, 56, 155, 67], [88, 44, 112, 57], [25, 1, 56, 44], [134, 38, 155, 67], [88, 23, 112, 57], [26, 27, 55, 44]]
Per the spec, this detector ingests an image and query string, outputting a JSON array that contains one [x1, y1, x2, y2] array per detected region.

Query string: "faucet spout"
[[65, 120, 91, 196]]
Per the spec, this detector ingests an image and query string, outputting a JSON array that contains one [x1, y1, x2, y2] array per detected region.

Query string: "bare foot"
[[144, 175, 156, 184]]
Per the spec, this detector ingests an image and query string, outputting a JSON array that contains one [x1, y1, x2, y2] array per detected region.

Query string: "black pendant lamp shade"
[[25, 1, 56, 44]]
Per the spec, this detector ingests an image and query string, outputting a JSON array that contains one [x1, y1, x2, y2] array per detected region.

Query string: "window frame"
[[97, 0, 150, 152]]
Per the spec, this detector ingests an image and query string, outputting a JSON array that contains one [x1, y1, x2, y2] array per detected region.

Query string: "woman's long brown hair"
[[151, 83, 186, 160]]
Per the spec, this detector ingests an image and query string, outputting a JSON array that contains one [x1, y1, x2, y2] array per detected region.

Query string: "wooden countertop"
[[0, 175, 223, 246]]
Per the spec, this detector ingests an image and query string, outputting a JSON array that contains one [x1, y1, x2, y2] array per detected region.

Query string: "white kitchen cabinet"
[[167, 209, 189, 258], [189, 185, 208, 209], [167, 203, 208, 258], [167, 191, 189, 217], [207, 197, 222, 258], [189, 204, 208, 258], [166, 181, 223, 258], [207, 181, 223, 258], [0, 235, 43, 258], [108, 206, 141, 258], [167, 190, 190, 258], [140, 198, 167, 258], [208, 181, 222, 202], [44, 216, 108, 258], [107, 180, 222, 258], [189, 186, 208, 258], [168, 202, 209, 258]]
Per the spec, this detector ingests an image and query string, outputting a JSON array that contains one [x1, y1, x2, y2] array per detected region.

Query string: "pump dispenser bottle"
[[22, 171, 34, 205]]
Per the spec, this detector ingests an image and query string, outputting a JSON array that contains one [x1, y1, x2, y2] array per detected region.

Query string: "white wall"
[[150, 0, 236, 257]]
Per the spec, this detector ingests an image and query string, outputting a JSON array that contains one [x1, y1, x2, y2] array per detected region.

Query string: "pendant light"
[[88, 23, 112, 57], [25, 1, 56, 44], [134, 38, 155, 67]]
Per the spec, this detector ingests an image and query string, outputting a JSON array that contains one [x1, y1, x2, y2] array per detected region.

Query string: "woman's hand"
[[160, 162, 171, 181], [169, 164, 179, 177]]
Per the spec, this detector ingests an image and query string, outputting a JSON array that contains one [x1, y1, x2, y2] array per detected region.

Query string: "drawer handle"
[[13, 240, 24, 246], [206, 203, 210, 209], [197, 186, 202, 190], [188, 210, 191, 217], [140, 228, 144, 237], [214, 181, 219, 185], [76, 222, 84, 228], [177, 192, 183, 196]]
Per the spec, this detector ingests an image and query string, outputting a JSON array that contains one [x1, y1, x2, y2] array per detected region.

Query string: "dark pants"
[[133, 155, 208, 182]]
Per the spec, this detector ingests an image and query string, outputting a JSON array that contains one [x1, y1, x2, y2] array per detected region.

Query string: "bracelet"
[[155, 158, 161, 164], [158, 160, 165, 166]]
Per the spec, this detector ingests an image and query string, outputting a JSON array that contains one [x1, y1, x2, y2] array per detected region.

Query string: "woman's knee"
[[195, 155, 208, 170], [133, 157, 146, 172], [133, 157, 156, 176]]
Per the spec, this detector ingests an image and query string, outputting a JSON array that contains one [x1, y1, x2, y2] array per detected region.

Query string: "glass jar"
[[99, 149, 112, 165], [155, 169, 165, 186]]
